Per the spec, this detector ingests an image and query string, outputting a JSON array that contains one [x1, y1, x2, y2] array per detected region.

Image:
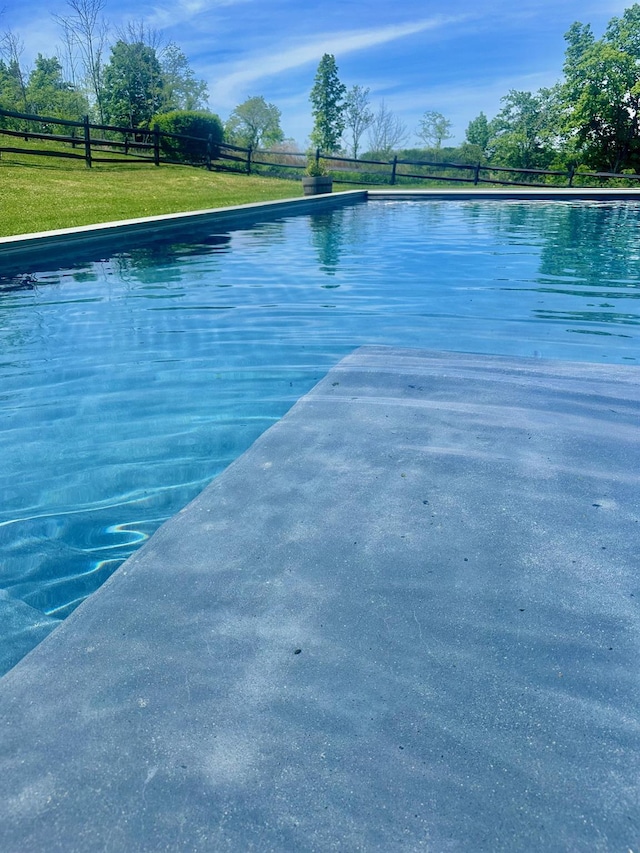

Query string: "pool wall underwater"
[[1, 191, 639, 850]]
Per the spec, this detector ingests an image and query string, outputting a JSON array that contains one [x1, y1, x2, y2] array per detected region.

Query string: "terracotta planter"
[[302, 176, 333, 195]]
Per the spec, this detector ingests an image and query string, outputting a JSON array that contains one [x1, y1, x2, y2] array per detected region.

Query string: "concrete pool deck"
[[1, 346, 639, 851]]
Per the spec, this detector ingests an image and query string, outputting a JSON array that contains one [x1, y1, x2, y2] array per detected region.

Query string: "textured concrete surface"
[[1, 346, 638, 852]]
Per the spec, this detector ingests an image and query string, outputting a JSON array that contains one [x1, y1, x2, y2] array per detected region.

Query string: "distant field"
[[0, 142, 305, 237]]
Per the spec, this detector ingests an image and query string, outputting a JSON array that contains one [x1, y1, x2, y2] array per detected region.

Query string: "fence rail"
[[2, 106, 640, 189]]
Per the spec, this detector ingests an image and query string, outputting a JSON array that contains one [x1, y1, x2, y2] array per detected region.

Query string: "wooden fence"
[[2, 106, 640, 190], [0, 107, 222, 168]]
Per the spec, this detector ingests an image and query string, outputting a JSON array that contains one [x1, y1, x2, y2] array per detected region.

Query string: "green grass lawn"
[[0, 145, 305, 237]]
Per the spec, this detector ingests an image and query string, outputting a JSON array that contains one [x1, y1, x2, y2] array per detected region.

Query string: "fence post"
[[390, 155, 398, 185], [567, 163, 575, 187], [153, 127, 160, 166], [83, 115, 92, 168], [247, 145, 252, 175], [315, 147, 321, 168], [474, 163, 481, 185], [124, 133, 129, 156], [206, 134, 212, 171]]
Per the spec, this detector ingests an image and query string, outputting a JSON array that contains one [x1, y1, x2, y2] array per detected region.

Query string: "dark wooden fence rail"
[[3, 106, 640, 189]]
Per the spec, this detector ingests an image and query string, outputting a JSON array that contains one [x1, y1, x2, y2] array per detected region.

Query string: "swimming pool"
[[1, 198, 639, 674]]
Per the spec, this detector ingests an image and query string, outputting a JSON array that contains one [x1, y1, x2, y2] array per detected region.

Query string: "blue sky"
[[0, 0, 631, 147]]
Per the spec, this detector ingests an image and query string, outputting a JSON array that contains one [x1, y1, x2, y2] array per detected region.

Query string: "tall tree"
[[605, 4, 640, 56], [160, 42, 207, 112], [101, 40, 164, 127], [26, 54, 88, 121], [225, 96, 284, 149], [366, 100, 408, 157], [417, 110, 453, 149], [562, 5, 640, 172], [489, 89, 557, 169], [465, 111, 491, 152], [309, 53, 346, 153], [54, 0, 108, 122], [0, 59, 25, 114], [344, 84, 373, 159]]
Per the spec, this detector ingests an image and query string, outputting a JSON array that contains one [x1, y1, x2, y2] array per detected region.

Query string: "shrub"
[[151, 110, 223, 164], [305, 155, 327, 177]]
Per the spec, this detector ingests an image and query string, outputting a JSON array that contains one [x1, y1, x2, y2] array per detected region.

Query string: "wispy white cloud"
[[144, 0, 253, 31], [208, 15, 472, 108]]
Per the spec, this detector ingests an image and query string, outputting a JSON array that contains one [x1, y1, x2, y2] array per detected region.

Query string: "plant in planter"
[[302, 156, 333, 195]]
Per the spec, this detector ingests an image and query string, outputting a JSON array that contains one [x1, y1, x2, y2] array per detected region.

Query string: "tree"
[[160, 42, 207, 112], [417, 110, 452, 149], [101, 40, 164, 127], [366, 100, 408, 157], [563, 21, 595, 69], [489, 89, 558, 169], [561, 6, 640, 172], [309, 53, 346, 152], [465, 112, 491, 152], [605, 4, 640, 56], [344, 84, 373, 159], [26, 54, 88, 122], [225, 96, 284, 150], [54, 0, 108, 122], [0, 59, 26, 116]]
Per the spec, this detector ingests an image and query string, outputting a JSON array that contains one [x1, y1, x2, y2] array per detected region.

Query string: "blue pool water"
[[1, 198, 639, 673]]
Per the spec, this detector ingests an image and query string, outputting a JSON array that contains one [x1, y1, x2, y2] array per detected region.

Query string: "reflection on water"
[[0, 199, 639, 673], [310, 210, 346, 276], [476, 202, 640, 353]]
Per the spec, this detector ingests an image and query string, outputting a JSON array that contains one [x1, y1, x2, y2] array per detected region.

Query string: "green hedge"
[[151, 110, 223, 164]]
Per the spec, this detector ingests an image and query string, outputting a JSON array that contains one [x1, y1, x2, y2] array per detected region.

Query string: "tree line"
[[3, 2, 640, 176], [229, 2, 640, 176], [309, 4, 640, 176], [0, 6, 209, 128], [0, 0, 289, 156]]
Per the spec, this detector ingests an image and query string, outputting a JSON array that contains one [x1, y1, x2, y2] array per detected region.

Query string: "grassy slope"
[[0, 146, 305, 237]]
